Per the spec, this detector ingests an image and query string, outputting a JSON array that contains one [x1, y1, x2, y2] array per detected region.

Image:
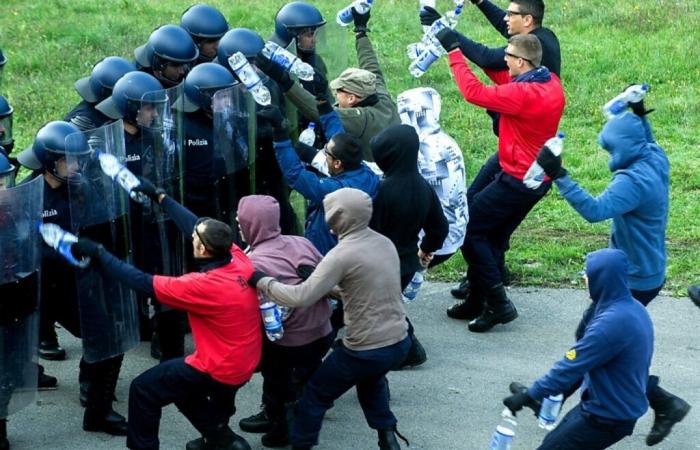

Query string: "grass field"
[[1, 0, 699, 294]]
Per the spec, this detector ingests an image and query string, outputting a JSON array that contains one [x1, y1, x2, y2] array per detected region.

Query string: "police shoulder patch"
[[565, 349, 577, 361]]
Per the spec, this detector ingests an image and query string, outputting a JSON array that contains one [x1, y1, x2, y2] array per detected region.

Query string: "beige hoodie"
[[256, 188, 408, 351]]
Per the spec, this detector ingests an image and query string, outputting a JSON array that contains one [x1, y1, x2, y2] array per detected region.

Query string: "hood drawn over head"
[[370, 124, 419, 176], [598, 112, 649, 172], [237, 195, 281, 246], [585, 248, 631, 306], [323, 188, 372, 238]]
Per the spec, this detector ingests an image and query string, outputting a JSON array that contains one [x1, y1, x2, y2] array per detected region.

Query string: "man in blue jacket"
[[504, 248, 653, 449], [256, 101, 380, 256], [536, 104, 691, 445]]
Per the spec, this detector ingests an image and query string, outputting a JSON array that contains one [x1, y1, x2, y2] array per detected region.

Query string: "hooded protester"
[[536, 106, 690, 445], [250, 188, 410, 450], [504, 248, 654, 450], [236, 195, 333, 447], [370, 124, 448, 369]]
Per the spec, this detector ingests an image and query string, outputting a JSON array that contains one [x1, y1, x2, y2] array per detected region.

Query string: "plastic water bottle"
[[408, 1, 465, 77], [298, 122, 317, 147], [489, 408, 517, 450], [603, 83, 649, 119], [336, 0, 374, 26], [39, 223, 91, 269], [523, 132, 565, 190], [97, 151, 149, 204], [262, 41, 315, 81], [259, 294, 284, 341], [402, 268, 426, 303], [409, 45, 443, 78], [228, 52, 271, 106], [538, 393, 564, 430]]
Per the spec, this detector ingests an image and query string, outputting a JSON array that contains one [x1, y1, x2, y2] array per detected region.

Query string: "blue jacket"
[[273, 109, 380, 255], [529, 248, 654, 421], [555, 113, 669, 290]]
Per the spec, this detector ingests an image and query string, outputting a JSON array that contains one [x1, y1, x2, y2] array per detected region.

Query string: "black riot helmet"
[[0, 146, 15, 189], [217, 28, 265, 69], [272, 2, 326, 50], [182, 63, 236, 113], [180, 4, 229, 63], [95, 71, 165, 130], [0, 95, 13, 152], [74, 56, 137, 104], [134, 24, 199, 87]]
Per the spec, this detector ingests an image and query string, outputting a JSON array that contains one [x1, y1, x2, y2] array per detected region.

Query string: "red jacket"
[[447, 50, 565, 180], [153, 245, 262, 386]]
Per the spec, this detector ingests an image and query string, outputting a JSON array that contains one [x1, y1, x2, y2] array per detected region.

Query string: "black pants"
[[127, 358, 241, 450], [461, 168, 549, 290], [260, 333, 333, 421], [537, 404, 635, 450]]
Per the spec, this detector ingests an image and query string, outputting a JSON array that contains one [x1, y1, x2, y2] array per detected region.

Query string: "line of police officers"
[[0, 2, 394, 449]]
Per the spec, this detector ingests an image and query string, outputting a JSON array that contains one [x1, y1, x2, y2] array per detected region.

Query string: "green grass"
[[2, 0, 699, 295]]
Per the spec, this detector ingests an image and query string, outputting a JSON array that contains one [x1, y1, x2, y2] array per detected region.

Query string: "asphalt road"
[[6, 283, 699, 449]]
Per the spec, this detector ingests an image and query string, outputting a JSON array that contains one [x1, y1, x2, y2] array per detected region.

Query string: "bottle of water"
[[97, 151, 149, 204], [419, 0, 437, 33], [409, 45, 444, 78], [336, 0, 374, 26], [403, 267, 427, 303], [523, 132, 565, 190], [603, 83, 649, 119], [298, 122, 317, 147], [489, 408, 517, 450], [409, 1, 465, 77], [259, 293, 284, 341], [262, 41, 315, 81], [228, 52, 271, 106], [538, 393, 564, 430], [39, 223, 91, 269]]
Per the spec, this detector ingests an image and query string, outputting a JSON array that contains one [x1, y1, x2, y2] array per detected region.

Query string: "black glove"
[[133, 176, 166, 202], [503, 387, 538, 416], [254, 53, 294, 92], [71, 238, 104, 259], [248, 270, 269, 288], [312, 72, 330, 102], [470, 0, 482, 4], [536, 145, 567, 180], [352, 6, 370, 33], [509, 382, 542, 416], [256, 105, 289, 141], [295, 142, 318, 164], [419, 6, 442, 26], [435, 28, 461, 53], [628, 99, 654, 117]]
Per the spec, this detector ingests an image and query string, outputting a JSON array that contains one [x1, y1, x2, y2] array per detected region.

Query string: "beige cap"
[[330, 68, 377, 97]]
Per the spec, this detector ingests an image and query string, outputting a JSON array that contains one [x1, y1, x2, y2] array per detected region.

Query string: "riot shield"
[[314, 23, 352, 81], [138, 85, 186, 277], [0, 176, 43, 417], [65, 120, 139, 363], [212, 84, 257, 229]]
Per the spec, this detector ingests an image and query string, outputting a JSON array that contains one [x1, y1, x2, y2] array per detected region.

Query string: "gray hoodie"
[[256, 188, 408, 351]]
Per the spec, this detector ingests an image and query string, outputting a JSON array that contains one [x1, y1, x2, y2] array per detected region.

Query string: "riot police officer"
[[64, 56, 136, 131], [180, 4, 229, 65], [16, 121, 129, 436], [134, 24, 199, 88], [0, 95, 13, 154]]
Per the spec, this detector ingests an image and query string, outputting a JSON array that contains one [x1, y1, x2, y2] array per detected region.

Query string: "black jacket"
[[369, 125, 448, 276]]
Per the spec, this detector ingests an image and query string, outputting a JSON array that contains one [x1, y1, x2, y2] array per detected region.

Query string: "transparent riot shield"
[[65, 121, 139, 363], [0, 176, 43, 417], [212, 84, 257, 229], [139, 85, 186, 277], [314, 24, 353, 81]]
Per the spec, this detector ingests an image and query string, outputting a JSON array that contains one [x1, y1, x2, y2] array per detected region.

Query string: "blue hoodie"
[[273, 109, 380, 255], [529, 249, 654, 421], [555, 112, 669, 290]]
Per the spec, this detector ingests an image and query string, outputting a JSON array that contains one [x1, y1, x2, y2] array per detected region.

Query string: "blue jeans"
[[537, 404, 636, 450], [291, 337, 411, 447]]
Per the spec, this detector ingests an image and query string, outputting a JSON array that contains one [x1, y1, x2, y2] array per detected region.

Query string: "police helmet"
[[18, 121, 89, 183], [217, 28, 265, 68], [182, 63, 236, 113], [0, 146, 15, 189], [134, 25, 199, 85], [0, 48, 6, 68], [75, 57, 137, 104], [0, 95, 14, 152], [273, 2, 326, 47], [95, 71, 164, 124], [181, 4, 229, 41]]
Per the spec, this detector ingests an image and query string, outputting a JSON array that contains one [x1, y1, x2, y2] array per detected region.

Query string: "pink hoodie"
[[238, 195, 332, 347]]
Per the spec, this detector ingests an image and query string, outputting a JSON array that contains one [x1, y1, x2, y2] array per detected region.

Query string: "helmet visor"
[[0, 168, 16, 189], [0, 113, 13, 146], [138, 91, 169, 131]]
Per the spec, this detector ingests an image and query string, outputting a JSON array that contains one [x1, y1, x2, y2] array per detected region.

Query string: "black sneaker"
[[239, 409, 272, 433], [38, 340, 66, 361]]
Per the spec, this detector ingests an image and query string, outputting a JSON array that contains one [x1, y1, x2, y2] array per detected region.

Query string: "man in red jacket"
[[69, 179, 261, 450], [435, 31, 565, 332]]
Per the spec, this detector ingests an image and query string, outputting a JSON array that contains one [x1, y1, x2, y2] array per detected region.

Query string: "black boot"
[[37, 364, 58, 390], [0, 419, 8, 450], [79, 357, 90, 406], [38, 339, 66, 361], [446, 286, 484, 321], [83, 355, 128, 436], [189, 425, 251, 450], [688, 285, 700, 308], [646, 385, 691, 446], [377, 426, 409, 450], [261, 418, 289, 448], [398, 335, 427, 369], [239, 406, 272, 433], [449, 275, 470, 299], [468, 284, 518, 333]]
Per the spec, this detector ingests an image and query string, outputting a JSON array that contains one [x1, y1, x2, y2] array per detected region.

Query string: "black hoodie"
[[369, 124, 448, 276]]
